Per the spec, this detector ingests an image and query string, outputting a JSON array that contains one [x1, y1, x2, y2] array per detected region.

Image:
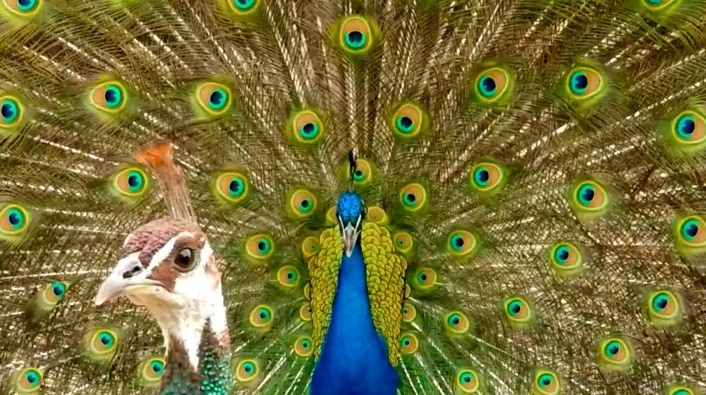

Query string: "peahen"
[[1, 0, 706, 394]]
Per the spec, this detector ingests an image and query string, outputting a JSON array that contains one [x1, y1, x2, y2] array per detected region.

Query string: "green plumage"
[[1, 0, 706, 394]]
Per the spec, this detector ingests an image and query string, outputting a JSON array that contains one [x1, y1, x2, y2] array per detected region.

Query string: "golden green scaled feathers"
[[1, 0, 706, 394]]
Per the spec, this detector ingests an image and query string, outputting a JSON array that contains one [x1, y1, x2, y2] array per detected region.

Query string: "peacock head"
[[94, 217, 223, 328], [336, 191, 365, 257]]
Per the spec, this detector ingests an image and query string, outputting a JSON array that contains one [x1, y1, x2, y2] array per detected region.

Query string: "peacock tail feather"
[[1, 0, 706, 394]]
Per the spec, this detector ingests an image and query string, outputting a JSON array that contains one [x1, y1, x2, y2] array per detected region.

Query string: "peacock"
[[1, 0, 706, 394]]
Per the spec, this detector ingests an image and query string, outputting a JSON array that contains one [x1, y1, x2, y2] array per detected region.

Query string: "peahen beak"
[[95, 255, 160, 305], [340, 217, 362, 258]]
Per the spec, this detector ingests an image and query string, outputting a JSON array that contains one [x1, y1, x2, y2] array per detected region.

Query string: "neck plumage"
[[310, 241, 399, 395], [157, 298, 231, 395]]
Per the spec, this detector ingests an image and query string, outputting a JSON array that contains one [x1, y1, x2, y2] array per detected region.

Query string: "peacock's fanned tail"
[[1, 0, 706, 394]]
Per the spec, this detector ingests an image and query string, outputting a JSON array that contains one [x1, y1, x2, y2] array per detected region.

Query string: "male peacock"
[[1, 0, 706, 394]]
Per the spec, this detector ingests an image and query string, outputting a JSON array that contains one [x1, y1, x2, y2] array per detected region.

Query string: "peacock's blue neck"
[[310, 241, 399, 395]]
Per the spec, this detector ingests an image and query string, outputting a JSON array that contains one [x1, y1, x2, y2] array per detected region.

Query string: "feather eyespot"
[[0, 203, 30, 240], [3, 0, 40, 16], [566, 67, 603, 99], [400, 332, 419, 354], [112, 166, 150, 199], [568, 179, 610, 220], [287, 188, 318, 220], [673, 111, 706, 146], [12, 367, 43, 393], [646, 289, 683, 326], [214, 171, 250, 205], [446, 230, 479, 259], [398, 183, 428, 213], [230, 0, 257, 12], [532, 369, 561, 395], [0, 95, 23, 128], [351, 158, 374, 186], [444, 311, 470, 335], [90, 81, 127, 113], [276, 265, 300, 288], [548, 241, 585, 276], [366, 206, 389, 225], [474, 66, 514, 104], [412, 267, 436, 291], [285, 109, 325, 145], [469, 161, 507, 194], [598, 336, 633, 370], [393, 231, 413, 255], [301, 236, 320, 259], [42, 281, 67, 306], [503, 296, 534, 327], [402, 302, 416, 322], [235, 359, 260, 382], [641, 0, 677, 10], [245, 234, 275, 262], [676, 215, 706, 248], [388, 102, 428, 140], [666, 385, 695, 395], [249, 304, 274, 329], [84, 328, 119, 362], [293, 336, 313, 357], [137, 356, 165, 387], [455, 368, 481, 393], [299, 303, 312, 321], [194, 82, 232, 116], [173, 248, 198, 271], [337, 16, 378, 55]]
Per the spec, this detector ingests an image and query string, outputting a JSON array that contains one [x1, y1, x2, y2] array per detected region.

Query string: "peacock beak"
[[340, 217, 362, 258], [95, 255, 160, 305]]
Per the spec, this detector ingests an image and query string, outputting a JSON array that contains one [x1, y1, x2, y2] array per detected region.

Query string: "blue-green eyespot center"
[[345, 31, 367, 49], [127, 171, 144, 192], [673, 390, 690, 395], [299, 122, 319, 140], [395, 115, 414, 133], [577, 184, 595, 206], [676, 114, 696, 139], [681, 219, 700, 241], [537, 373, 553, 388], [7, 208, 25, 229], [403, 193, 416, 206], [98, 331, 115, 347], [570, 71, 589, 95], [257, 238, 271, 254], [473, 167, 490, 187], [301, 339, 311, 348], [18, 0, 39, 12], [460, 372, 473, 384], [242, 361, 255, 374], [417, 271, 428, 283], [1, 98, 20, 123], [228, 176, 245, 197], [353, 169, 365, 181], [450, 234, 465, 251], [507, 300, 522, 316], [150, 360, 164, 374], [52, 281, 66, 298], [554, 245, 570, 264], [257, 308, 271, 321], [298, 198, 313, 212], [447, 313, 462, 326], [233, 0, 256, 11], [208, 88, 228, 110], [104, 85, 123, 108], [478, 75, 497, 97], [605, 340, 621, 357], [651, 292, 673, 313], [286, 270, 297, 281], [23, 369, 41, 386]]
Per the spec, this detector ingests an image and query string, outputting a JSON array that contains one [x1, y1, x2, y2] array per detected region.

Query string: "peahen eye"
[[173, 248, 198, 271]]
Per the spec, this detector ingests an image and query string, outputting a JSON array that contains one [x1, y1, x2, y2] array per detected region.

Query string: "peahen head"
[[94, 218, 225, 334], [336, 191, 366, 257]]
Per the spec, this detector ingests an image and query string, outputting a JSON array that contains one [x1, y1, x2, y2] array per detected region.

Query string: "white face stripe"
[[146, 231, 195, 272], [122, 234, 133, 248]]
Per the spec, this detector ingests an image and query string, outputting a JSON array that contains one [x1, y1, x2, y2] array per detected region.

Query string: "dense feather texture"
[[1, 0, 706, 394]]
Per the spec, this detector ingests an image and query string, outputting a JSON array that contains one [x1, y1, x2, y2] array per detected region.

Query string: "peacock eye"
[[173, 248, 197, 271]]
